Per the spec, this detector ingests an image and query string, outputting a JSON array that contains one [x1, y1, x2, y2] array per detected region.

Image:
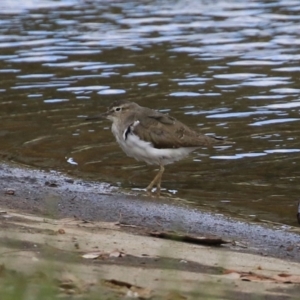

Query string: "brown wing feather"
[[133, 112, 223, 149]]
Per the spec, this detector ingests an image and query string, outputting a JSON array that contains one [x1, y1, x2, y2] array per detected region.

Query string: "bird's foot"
[[146, 186, 161, 198]]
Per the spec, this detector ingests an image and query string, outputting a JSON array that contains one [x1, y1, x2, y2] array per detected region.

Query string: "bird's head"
[[86, 100, 139, 123]]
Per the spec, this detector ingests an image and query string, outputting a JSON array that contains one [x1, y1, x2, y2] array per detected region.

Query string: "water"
[[1, 0, 300, 225]]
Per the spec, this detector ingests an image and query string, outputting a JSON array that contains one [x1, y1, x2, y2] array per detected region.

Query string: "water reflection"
[[0, 0, 300, 225]]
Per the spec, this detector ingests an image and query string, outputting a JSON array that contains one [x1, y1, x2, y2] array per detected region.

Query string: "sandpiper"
[[89, 100, 226, 195]]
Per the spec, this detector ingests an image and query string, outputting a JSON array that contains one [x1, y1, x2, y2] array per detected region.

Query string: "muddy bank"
[[0, 162, 299, 261], [1, 209, 300, 299]]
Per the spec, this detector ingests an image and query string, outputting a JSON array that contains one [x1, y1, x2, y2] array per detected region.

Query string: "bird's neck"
[[111, 118, 130, 142]]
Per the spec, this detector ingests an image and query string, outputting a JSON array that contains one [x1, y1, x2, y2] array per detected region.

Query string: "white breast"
[[111, 123, 197, 166]]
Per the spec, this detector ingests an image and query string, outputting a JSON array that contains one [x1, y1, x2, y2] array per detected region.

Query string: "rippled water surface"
[[1, 0, 300, 225]]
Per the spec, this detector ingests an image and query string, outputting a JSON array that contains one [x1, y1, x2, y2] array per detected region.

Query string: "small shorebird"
[[88, 100, 226, 195]]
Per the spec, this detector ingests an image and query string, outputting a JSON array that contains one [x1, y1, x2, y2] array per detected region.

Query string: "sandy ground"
[[0, 162, 300, 299]]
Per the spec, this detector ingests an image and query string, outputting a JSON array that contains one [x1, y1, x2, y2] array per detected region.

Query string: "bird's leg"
[[146, 165, 165, 195], [155, 165, 165, 196]]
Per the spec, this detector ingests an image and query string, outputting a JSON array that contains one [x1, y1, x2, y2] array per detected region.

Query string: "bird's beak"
[[86, 111, 109, 121]]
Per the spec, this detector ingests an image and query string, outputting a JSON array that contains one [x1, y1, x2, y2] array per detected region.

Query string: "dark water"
[[1, 0, 300, 225]]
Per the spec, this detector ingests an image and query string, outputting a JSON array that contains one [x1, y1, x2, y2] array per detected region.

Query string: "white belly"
[[112, 124, 197, 166]]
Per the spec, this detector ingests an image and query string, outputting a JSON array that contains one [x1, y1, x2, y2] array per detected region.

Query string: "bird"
[[88, 100, 227, 195]]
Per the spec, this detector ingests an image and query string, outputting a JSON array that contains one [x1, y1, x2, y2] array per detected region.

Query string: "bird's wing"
[[132, 111, 222, 149]]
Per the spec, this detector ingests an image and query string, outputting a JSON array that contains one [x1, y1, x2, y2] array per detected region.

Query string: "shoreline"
[[1, 162, 300, 298], [0, 162, 299, 261]]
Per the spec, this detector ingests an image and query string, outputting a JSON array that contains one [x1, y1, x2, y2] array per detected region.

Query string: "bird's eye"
[[115, 107, 121, 112]]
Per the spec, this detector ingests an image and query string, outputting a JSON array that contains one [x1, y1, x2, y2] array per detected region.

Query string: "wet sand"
[[0, 162, 300, 298], [0, 162, 299, 260]]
